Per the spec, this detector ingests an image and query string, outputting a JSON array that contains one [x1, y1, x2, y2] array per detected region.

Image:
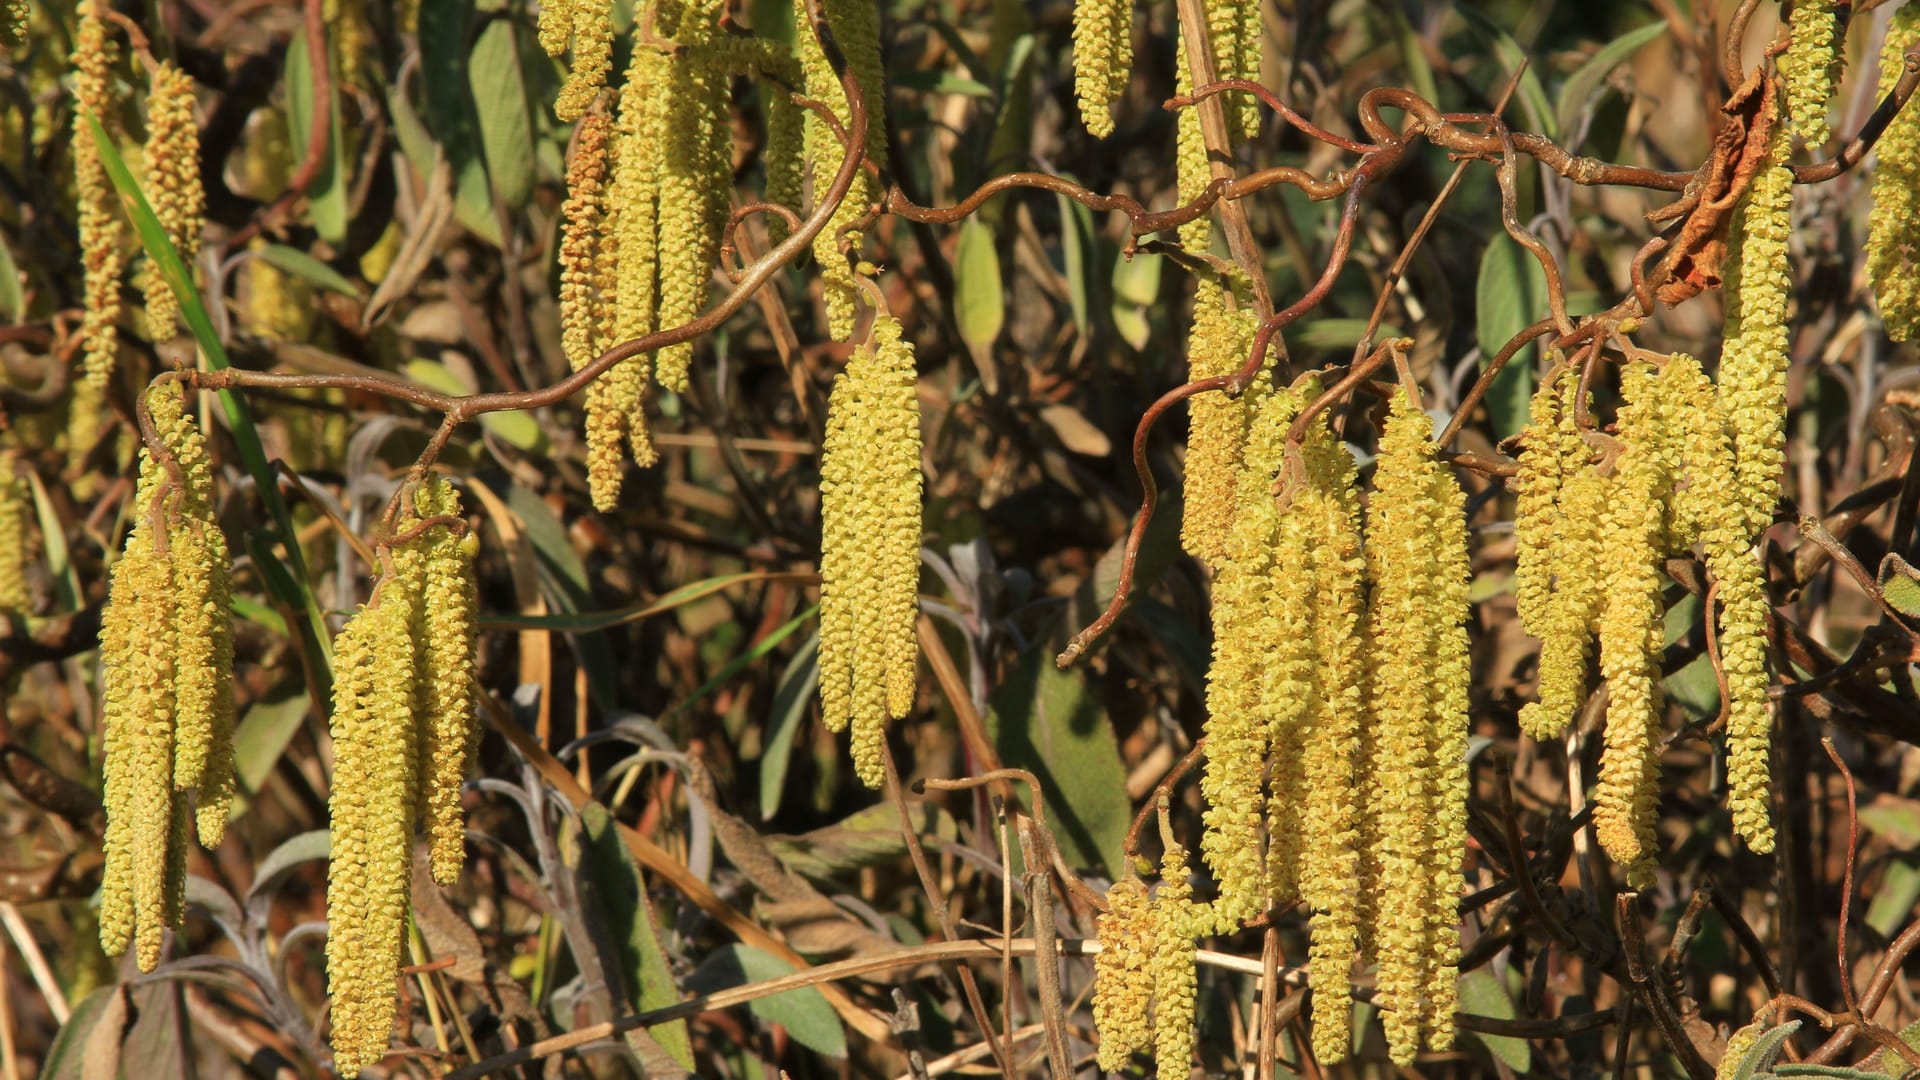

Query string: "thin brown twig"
[[1822, 737, 1862, 1021]]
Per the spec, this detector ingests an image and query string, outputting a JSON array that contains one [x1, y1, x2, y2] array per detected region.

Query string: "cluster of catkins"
[[97, 385, 236, 972], [816, 315, 924, 788], [551, 0, 887, 510], [1096, 380, 1473, 1070], [324, 479, 480, 1076]]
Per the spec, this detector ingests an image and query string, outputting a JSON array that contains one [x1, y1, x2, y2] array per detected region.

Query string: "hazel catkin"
[[74, 0, 125, 391], [816, 315, 923, 788], [1718, 124, 1794, 541], [1514, 364, 1603, 740], [0, 450, 29, 613], [795, 0, 888, 340], [553, 0, 613, 122], [1779, 0, 1839, 145], [1072, 0, 1132, 137], [1180, 279, 1260, 566], [1867, 4, 1920, 341], [139, 62, 205, 339], [1092, 877, 1153, 1070], [1148, 842, 1198, 1076]]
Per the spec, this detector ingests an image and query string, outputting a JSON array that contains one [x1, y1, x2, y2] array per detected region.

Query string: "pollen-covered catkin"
[[75, 1, 125, 390], [150, 387, 230, 801], [0, 451, 29, 613], [139, 62, 204, 338], [406, 480, 481, 884], [559, 110, 612, 377], [1867, 4, 1920, 340], [1180, 279, 1260, 565], [1669, 358, 1777, 852], [1148, 843, 1198, 1076], [1199, 374, 1291, 930], [764, 90, 805, 245], [553, 0, 613, 122], [1719, 124, 1793, 540], [1, 0, 26, 47], [652, 41, 733, 393], [325, 582, 421, 1079], [538, 0, 575, 55], [1363, 390, 1470, 1066], [1590, 365, 1670, 889], [816, 315, 923, 788], [1779, 1, 1839, 145], [1072, 0, 1132, 137], [1092, 877, 1153, 1070], [1514, 364, 1602, 739], [796, 0, 888, 339]]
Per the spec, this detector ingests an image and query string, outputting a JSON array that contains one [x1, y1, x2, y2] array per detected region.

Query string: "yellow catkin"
[[764, 90, 805, 245], [538, 0, 575, 56], [411, 481, 481, 884], [1, 0, 26, 47], [1779, 1, 1838, 145], [1669, 357, 1777, 852], [1868, 5, 1920, 340], [1514, 365, 1603, 739], [652, 40, 733, 393], [796, 0, 887, 340], [1717, 1020, 1767, 1078], [1148, 843, 1197, 1076], [245, 238, 314, 341], [816, 315, 923, 788], [149, 387, 229, 803], [560, 109, 612, 376], [1200, 373, 1290, 931], [139, 62, 204, 338], [1591, 365, 1669, 889], [1180, 278, 1259, 565], [1072, 0, 1132, 137], [1719, 125, 1793, 541], [1293, 398, 1367, 1065], [554, 0, 613, 122], [0, 450, 29, 613], [75, 1, 125, 390], [1092, 877, 1153, 1070], [325, 583, 420, 1079], [1364, 390, 1469, 1065]]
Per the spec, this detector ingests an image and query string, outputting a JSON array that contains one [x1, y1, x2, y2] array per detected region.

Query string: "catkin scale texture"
[[1779, 1, 1838, 145], [796, 0, 888, 340], [138, 63, 204, 337], [1148, 844, 1197, 1075], [1092, 878, 1152, 1070], [1718, 126, 1793, 542], [816, 316, 923, 788], [1072, 0, 1132, 137], [75, 1, 125, 390], [1869, 6, 1920, 340]]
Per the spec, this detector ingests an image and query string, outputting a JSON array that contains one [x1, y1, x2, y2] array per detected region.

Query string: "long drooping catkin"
[[407, 481, 481, 884], [1779, 0, 1839, 145], [1072, 0, 1132, 137], [1868, 4, 1920, 340], [653, 39, 734, 393], [1092, 877, 1152, 1071], [796, 0, 888, 340], [0, 451, 29, 613], [1514, 364, 1604, 740], [816, 315, 923, 788], [552, 0, 613, 122], [1718, 125, 1793, 541], [325, 581, 420, 1079], [1363, 390, 1470, 1065], [75, 0, 125, 390], [1148, 842, 1198, 1075], [559, 110, 612, 378], [139, 62, 204, 338]]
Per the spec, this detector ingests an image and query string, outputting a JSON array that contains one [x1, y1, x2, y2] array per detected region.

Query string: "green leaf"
[[1663, 653, 1720, 721], [1861, 1019, 1920, 1076], [984, 649, 1130, 877], [402, 358, 547, 451], [86, 114, 333, 688], [0, 230, 21, 320], [285, 29, 347, 243], [891, 70, 993, 96], [1387, 6, 1441, 109], [1459, 969, 1531, 1072], [482, 571, 805, 632], [468, 15, 536, 208], [954, 218, 1005, 351], [684, 945, 847, 1059], [1452, 4, 1556, 139], [1554, 21, 1668, 141], [1475, 234, 1550, 440], [1292, 318, 1406, 353], [253, 244, 361, 298], [415, 0, 502, 243], [1110, 248, 1162, 351], [1866, 857, 1920, 938], [1860, 794, 1920, 847], [40, 986, 123, 1080], [25, 469, 79, 610], [577, 801, 695, 1068], [1055, 184, 1096, 336], [1728, 1021, 1802, 1080], [765, 801, 958, 881], [759, 633, 819, 820], [669, 607, 815, 721], [229, 690, 311, 818], [1879, 555, 1920, 617], [244, 829, 329, 924]]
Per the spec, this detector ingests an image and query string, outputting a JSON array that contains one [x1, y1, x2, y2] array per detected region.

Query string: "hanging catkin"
[[138, 62, 204, 338], [74, 0, 125, 391], [1778, 1, 1839, 145], [1072, 0, 1132, 137], [1868, 4, 1920, 340], [796, 0, 888, 340]]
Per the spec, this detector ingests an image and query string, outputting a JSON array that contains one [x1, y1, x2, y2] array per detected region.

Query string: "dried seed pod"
[[795, 0, 887, 339], [1092, 877, 1153, 1070], [1591, 365, 1669, 889], [325, 581, 421, 1079], [139, 62, 204, 338], [1148, 843, 1198, 1076], [554, 0, 613, 122], [1718, 125, 1793, 541], [74, 1, 125, 390], [1180, 279, 1260, 565], [1072, 0, 1132, 137], [1779, 1, 1839, 144], [1363, 389, 1471, 1065], [1868, 5, 1920, 341], [816, 315, 923, 788]]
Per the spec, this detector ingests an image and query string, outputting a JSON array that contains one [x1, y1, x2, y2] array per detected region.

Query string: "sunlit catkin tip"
[[817, 316, 923, 788], [1780, 0, 1839, 145], [554, 0, 613, 121], [325, 585, 419, 1078], [1093, 878, 1153, 1070], [1072, 0, 1132, 137], [1869, 5, 1920, 341], [139, 62, 205, 337]]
